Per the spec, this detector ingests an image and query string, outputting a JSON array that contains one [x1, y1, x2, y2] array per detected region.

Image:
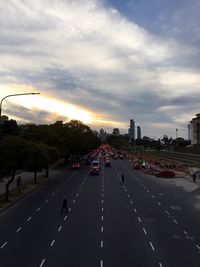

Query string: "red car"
[[71, 162, 80, 170], [155, 170, 175, 178]]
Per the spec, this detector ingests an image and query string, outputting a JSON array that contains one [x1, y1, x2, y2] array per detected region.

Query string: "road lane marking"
[[73, 199, 75, 204], [45, 200, 48, 203], [149, 242, 155, 251], [102, 194, 104, 197], [27, 216, 32, 222], [143, 228, 147, 235], [37, 208, 41, 212], [102, 207, 104, 212], [102, 200, 104, 204], [16, 227, 22, 232], [100, 260, 103, 267], [138, 217, 141, 222], [127, 194, 130, 198], [165, 210, 170, 215], [51, 240, 55, 247], [101, 226, 104, 233], [51, 193, 55, 196], [58, 226, 62, 232], [101, 241, 103, 248], [134, 208, 137, 213], [173, 219, 178, 224], [184, 230, 188, 235], [39, 259, 46, 267], [159, 263, 163, 267], [101, 216, 104, 221], [130, 200, 133, 205], [76, 193, 79, 197], [69, 207, 71, 212], [157, 201, 161, 206], [196, 244, 200, 250], [64, 215, 68, 221], [1, 242, 8, 249], [147, 190, 150, 193], [152, 195, 155, 199]]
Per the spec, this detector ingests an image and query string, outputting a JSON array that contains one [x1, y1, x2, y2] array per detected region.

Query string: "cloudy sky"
[[0, 0, 200, 139]]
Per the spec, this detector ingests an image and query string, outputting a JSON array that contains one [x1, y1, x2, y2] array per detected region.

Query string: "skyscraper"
[[129, 119, 135, 142], [137, 126, 141, 139]]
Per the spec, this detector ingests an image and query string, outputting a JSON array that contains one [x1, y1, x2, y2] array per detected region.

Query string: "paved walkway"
[[0, 170, 59, 197]]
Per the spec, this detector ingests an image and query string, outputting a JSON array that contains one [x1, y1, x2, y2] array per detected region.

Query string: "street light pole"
[[0, 92, 40, 137]]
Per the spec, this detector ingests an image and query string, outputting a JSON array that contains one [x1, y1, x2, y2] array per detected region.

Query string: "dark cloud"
[[4, 103, 68, 124]]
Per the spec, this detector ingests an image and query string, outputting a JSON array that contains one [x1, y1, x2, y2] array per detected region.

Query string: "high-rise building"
[[129, 119, 135, 142], [190, 114, 200, 145], [137, 126, 141, 139]]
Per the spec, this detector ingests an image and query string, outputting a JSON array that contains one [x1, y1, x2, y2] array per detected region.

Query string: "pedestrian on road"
[[17, 176, 22, 193], [121, 174, 124, 184], [193, 173, 197, 183], [60, 196, 68, 214]]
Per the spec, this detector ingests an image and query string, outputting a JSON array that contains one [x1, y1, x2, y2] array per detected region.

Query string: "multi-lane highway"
[[1, 158, 200, 266]]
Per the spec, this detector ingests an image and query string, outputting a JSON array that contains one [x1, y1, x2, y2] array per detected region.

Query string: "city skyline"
[[1, 0, 200, 139]]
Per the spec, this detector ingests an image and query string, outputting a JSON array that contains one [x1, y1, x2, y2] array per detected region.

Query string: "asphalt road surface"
[[1, 159, 200, 267]]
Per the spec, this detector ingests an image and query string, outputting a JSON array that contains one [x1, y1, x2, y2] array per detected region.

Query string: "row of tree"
[[0, 119, 101, 200]]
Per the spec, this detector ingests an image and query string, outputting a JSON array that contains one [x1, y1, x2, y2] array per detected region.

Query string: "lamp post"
[[0, 92, 40, 136]]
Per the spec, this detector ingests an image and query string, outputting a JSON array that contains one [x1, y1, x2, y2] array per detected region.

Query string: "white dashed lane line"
[[149, 242, 155, 251], [143, 228, 147, 235], [165, 210, 170, 215], [196, 244, 200, 250], [101, 241, 104, 248], [100, 260, 103, 267], [1, 241, 8, 249], [51, 240, 55, 247], [45, 200, 48, 204], [138, 217, 141, 223], [134, 208, 137, 213], [173, 219, 178, 224], [101, 226, 104, 233], [159, 262, 163, 267], [16, 227, 22, 233], [184, 230, 188, 235], [39, 258, 46, 267], [27, 216, 32, 222], [58, 226, 62, 232], [157, 202, 162, 206], [152, 195, 156, 199], [36, 207, 41, 212]]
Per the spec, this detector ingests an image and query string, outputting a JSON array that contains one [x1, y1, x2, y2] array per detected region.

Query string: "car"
[[90, 160, 100, 175], [155, 170, 175, 178], [133, 164, 140, 170], [71, 162, 80, 170], [105, 160, 111, 167]]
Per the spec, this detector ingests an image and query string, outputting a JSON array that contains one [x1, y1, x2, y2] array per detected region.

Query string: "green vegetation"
[[0, 119, 101, 200]]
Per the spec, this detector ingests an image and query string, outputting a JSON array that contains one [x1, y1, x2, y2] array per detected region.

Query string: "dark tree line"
[[0, 119, 101, 200]]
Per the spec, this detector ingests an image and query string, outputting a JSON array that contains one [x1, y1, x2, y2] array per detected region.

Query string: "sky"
[[0, 0, 200, 139]]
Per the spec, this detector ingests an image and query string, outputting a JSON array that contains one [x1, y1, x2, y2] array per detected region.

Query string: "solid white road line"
[[27, 216, 32, 222], [16, 227, 22, 232], [58, 226, 62, 232], [51, 240, 55, 247], [143, 228, 147, 235], [1, 242, 8, 249], [149, 242, 155, 251], [39, 259, 46, 267]]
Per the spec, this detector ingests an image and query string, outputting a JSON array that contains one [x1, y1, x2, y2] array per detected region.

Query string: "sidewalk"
[[0, 169, 60, 212], [0, 169, 59, 197]]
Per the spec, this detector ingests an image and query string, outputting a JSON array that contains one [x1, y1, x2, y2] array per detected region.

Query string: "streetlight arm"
[[0, 92, 40, 132]]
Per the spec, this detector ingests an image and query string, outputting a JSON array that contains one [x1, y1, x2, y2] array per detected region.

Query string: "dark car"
[[71, 162, 80, 170], [155, 170, 175, 178]]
